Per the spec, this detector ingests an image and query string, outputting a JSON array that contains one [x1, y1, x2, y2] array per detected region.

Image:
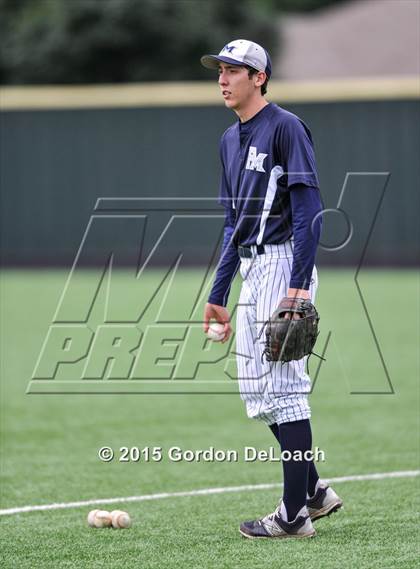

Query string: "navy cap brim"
[[200, 54, 249, 70]]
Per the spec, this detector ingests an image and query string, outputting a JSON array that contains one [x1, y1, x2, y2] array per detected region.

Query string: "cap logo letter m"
[[246, 146, 267, 172]]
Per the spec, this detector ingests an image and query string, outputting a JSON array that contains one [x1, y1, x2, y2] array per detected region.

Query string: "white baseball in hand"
[[207, 322, 226, 342]]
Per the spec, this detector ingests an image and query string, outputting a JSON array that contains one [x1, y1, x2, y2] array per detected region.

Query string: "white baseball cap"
[[201, 39, 272, 79]]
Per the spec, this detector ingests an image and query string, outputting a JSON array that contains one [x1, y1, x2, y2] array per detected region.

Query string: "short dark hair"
[[246, 66, 269, 95]]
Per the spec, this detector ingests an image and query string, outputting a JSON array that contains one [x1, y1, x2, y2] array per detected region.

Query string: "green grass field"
[[1, 269, 419, 569]]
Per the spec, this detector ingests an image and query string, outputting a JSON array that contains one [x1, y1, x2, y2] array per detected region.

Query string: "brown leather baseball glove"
[[263, 297, 320, 362]]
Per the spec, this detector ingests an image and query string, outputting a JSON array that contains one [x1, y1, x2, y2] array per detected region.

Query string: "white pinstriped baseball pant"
[[236, 241, 318, 425]]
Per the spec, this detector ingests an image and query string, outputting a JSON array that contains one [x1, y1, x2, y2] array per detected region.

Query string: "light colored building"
[[276, 0, 420, 79]]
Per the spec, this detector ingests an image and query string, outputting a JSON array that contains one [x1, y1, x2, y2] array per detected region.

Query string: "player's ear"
[[254, 71, 266, 88]]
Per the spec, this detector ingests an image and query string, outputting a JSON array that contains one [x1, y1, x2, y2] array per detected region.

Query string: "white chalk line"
[[1, 470, 418, 517]]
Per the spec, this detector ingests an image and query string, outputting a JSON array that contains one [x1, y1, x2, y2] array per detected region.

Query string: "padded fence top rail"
[[1, 76, 419, 111]]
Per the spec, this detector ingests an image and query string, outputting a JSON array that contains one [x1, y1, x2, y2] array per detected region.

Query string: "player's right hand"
[[203, 303, 232, 343]]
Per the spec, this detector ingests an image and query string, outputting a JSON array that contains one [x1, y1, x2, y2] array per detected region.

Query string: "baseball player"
[[201, 39, 342, 539]]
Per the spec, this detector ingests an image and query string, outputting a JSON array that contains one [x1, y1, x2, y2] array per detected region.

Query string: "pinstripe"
[[261, 258, 282, 414], [236, 240, 317, 425]]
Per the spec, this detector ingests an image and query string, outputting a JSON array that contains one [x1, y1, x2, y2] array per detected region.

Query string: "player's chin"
[[223, 97, 237, 109]]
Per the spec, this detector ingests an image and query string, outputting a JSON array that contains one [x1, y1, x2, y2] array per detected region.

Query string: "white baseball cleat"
[[307, 482, 343, 521]]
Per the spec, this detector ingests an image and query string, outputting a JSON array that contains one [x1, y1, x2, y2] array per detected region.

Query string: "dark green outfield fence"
[[1, 85, 419, 267]]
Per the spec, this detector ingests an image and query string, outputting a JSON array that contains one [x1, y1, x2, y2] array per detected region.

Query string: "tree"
[[0, 0, 278, 84]]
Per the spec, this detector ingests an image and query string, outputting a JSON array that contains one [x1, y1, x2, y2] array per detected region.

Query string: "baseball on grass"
[[207, 322, 226, 342], [88, 509, 112, 528], [110, 510, 132, 529], [87, 509, 99, 527]]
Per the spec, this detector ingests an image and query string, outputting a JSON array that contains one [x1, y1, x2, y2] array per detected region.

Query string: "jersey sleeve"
[[208, 139, 240, 306], [207, 206, 240, 306], [277, 115, 319, 189], [289, 184, 323, 290], [217, 136, 233, 208]]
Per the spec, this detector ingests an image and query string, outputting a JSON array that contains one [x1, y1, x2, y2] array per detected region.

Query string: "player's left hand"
[[263, 296, 320, 362]]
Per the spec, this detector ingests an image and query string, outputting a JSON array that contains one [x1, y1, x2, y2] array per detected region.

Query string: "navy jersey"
[[219, 103, 319, 246], [208, 103, 322, 306]]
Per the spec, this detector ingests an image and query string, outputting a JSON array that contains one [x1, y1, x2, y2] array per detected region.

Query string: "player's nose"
[[218, 71, 228, 86]]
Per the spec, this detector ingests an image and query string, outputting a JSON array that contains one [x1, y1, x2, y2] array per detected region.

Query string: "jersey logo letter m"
[[245, 146, 267, 172]]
